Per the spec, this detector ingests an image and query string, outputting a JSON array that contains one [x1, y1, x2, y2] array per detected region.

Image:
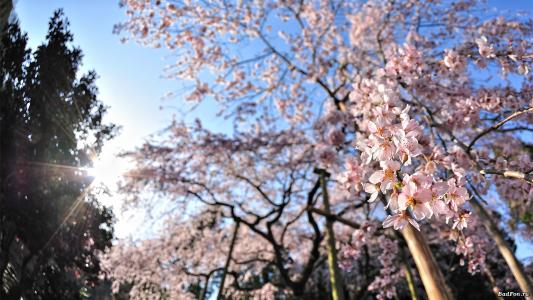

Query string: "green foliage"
[[0, 9, 116, 299]]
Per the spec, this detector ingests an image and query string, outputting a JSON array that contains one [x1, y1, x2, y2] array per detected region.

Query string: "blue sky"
[[16, 0, 177, 142], [14, 1, 533, 256], [15, 0, 185, 237]]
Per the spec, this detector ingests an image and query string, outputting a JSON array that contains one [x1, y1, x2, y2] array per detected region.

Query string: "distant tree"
[[0, 10, 117, 299]]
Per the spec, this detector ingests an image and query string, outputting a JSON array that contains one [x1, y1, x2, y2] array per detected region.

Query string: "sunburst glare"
[[85, 149, 131, 189]]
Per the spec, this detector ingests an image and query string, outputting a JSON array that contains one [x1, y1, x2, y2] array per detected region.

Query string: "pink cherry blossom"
[[476, 36, 496, 58], [383, 211, 420, 231], [445, 179, 470, 212], [398, 181, 433, 220], [368, 160, 401, 193], [364, 181, 381, 203], [443, 49, 466, 72], [452, 211, 471, 230]]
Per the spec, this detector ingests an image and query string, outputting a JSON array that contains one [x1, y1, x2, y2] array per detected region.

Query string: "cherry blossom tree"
[[105, 0, 533, 299], [103, 120, 355, 298]]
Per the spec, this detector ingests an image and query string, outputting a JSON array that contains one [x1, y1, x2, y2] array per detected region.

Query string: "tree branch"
[[468, 107, 533, 151]]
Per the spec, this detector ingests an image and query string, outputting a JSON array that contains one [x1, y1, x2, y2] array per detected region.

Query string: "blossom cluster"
[[367, 236, 402, 300], [349, 77, 470, 231], [455, 234, 487, 275], [339, 221, 376, 270]]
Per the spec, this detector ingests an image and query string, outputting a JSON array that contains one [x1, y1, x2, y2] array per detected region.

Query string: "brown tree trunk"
[[319, 170, 345, 300], [398, 240, 419, 300], [470, 197, 533, 297], [483, 267, 504, 300], [200, 276, 209, 300], [312, 201, 451, 300], [216, 222, 240, 300], [402, 260, 418, 300], [401, 225, 453, 300]]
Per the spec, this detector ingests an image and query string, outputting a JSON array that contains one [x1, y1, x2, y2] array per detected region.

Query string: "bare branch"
[[468, 107, 533, 151]]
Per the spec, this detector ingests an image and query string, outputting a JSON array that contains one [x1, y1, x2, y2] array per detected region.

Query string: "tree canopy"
[[101, 0, 533, 299]]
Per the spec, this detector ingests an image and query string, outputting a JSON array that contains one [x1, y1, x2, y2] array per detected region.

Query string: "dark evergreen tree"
[[0, 0, 11, 35], [0, 10, 116, 299]]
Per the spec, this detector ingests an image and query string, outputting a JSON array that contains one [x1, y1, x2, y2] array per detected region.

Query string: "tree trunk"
[[402, 260, 418, 300], [319, 171, 345, 300], [483, 267, 504, 300], [200, 276, 209, 300], [470, 197, 533, 297], [216, 221, 240, 300], [401, 225, 453, 300], [400, 249, 417, 300], [397, 230, 419, 300]]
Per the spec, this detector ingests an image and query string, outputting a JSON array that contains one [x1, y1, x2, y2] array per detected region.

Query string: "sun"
[[84, 162, 105, 182], [84, 151, 130, 187]]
